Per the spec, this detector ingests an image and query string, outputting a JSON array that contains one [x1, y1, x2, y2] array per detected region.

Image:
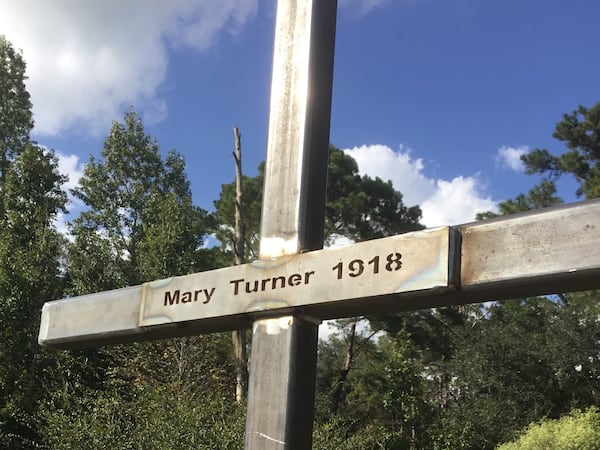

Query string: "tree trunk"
[[330, 320, 357, 414], [232, 127, 248, 402]]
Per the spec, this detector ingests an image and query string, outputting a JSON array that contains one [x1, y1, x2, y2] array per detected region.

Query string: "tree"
[[43, 109, 240, 449], [213, 162, 264, 263], [379, 330, 436, 449], [214, 145, 423, 258], [325, 146, 423, 242], [522, 102, 600, 199], [439, 299, 566, 449], [40, 338, 245, 449], [323, 318, 380, 416], [542, 291, 600, 410], [0, 144, 68, 447], [476, 180, 562, 220], [430, 293, 600, 450], [315, 326, 437, 449], [0, 36, 70, 447], [372, 305, 469, 409], [458, 102, 600, 448], [0, 36, 34, 216], [69, 108, 213, 293]]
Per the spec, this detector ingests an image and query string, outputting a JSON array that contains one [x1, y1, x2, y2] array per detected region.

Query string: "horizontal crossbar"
[[39, 199, 600, 348]]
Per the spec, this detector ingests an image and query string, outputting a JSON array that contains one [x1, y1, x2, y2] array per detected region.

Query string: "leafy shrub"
[[497, 407, 600, 450]]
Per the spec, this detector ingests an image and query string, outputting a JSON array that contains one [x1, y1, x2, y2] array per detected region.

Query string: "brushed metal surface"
[[250, 1, 335, 447], [39, 227, 452, 348], [461, 199, 600, 293], [38, 201, 600, 349], [245, 317, 319, 449], [259, 0, 336, 258]]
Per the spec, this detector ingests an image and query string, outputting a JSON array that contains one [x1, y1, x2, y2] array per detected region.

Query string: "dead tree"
[[232, 127, 249, 402]]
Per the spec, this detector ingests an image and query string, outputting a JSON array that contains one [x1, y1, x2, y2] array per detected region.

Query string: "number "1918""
[[332, 253, 402, 280]]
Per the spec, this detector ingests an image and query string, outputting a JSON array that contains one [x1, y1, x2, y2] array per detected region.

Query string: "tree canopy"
[[0, 35, 33, 161], [522, 102, 600, 199], [0, 37, 69, 447], [69, 108, 214, 294], [214, 145, 423, 262]]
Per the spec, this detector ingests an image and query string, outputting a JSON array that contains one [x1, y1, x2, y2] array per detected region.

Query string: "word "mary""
[[164, 288, 215, 306]]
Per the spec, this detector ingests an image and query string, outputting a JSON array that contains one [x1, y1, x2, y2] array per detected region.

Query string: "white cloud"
[[342, 144, 497, 227], [0, 0, 258, 136], [56, 151, 85, 192], [497, 145, 529, 172], [54, 212, 70, 239], [53, 151, 85, 238], [421, 176, 496, 227], [344, 144, 435, 206]]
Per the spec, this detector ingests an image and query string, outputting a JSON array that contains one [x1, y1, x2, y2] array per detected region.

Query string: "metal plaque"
[[39, 227, 454, 348], [140, 226, 452, 323]]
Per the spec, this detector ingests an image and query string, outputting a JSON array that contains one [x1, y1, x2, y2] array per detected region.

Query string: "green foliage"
[[0, 146, 69, 445], [522, 102, 600, 198], [325, 146, 423, 242], [437, 296, 600, 450], [380, 330, 436, 448], [69, 108, 213, 293], [441, 300, 561, 448], [497, 407, 600, 450], [213, 146, 424, 260], [0, 40, 68, 445], [313, 418, 408, 449], [0, 35, 33, 176], [136, 153, 216, 279], [41, 382, 245, 450], [213, 162, 264, 263], [316, 324, 438, 449], [40, 334, 242, 449], [315, 291, 600, 450], [476, 180, 562, 219], [56, 110, 232, 450], [542, 291, 600, 410]]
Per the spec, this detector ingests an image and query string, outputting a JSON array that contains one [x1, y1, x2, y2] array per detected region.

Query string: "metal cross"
[[38, 1, 600, 448]]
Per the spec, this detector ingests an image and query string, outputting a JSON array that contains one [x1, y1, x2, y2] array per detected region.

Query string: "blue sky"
[[2, 0, 599, 231]]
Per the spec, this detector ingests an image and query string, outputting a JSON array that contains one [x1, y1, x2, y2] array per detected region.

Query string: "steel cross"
[[38, 1, 600, 449], [244, 1, 336, 448]]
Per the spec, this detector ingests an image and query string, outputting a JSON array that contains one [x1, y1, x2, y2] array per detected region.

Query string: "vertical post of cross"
[[244, 0, 337, 448]]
